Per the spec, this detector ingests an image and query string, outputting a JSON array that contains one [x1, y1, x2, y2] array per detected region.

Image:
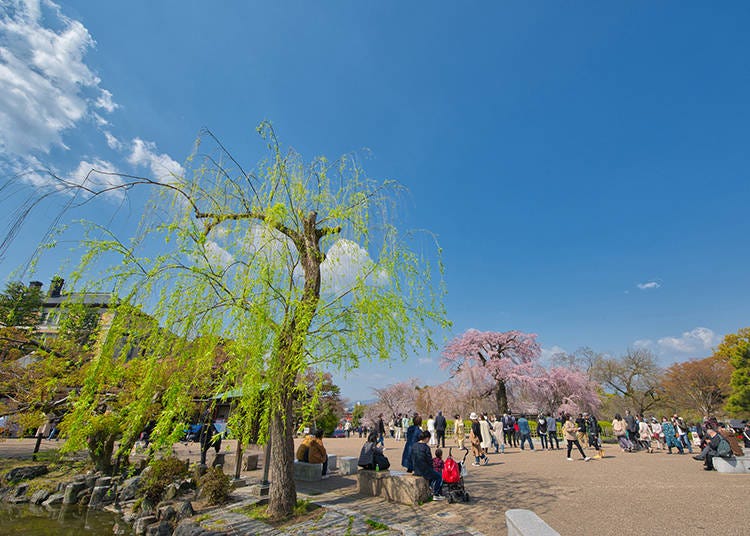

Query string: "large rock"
[[5, 465, 48, 483], [134, 515, 158, 536], [8, 483, 29, 503], [63, 481, 87, 505], [30, 489, 50, 505], [118, 476, 141, 501], [88, 485, 114, 509], [176, 500, 195, 520], [173, 520, 227, 536], [145, 520, 173, 536], [158, 504, 177, 522], [42, 492, 65, 506]]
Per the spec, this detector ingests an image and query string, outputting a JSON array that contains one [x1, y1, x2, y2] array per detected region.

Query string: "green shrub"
[[139, 456, 189, 505], [199, 467, 231, 505]]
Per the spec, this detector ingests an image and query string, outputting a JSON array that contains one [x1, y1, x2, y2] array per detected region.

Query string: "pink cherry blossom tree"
[[367, 380, 419, 424], [441, 329, 541, 414], [524, 366, 602, 416]]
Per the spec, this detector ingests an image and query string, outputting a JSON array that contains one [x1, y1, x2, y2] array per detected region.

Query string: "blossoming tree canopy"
[[441, 329, 541, 414]]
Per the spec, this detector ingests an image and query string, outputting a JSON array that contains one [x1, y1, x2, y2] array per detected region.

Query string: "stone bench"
[[357, 470, 431, 505], [506, 509, 560, 536], [293, 461, 323, 481], [327, 454, 337, 472], [714, 455, 750, 474], [339, 456, 358, 475], [243, 453, 259, 471]]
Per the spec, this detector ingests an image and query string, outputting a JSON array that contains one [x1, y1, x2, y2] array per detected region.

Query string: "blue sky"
[[1, 1, 749, 402]]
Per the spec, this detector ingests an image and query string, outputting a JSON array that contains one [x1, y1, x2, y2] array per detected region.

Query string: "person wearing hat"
[[469, 412, 489, 466]]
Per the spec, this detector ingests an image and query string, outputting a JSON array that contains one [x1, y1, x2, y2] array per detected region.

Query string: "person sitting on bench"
[[297, 428, 329, 475], [358, 431, 390, 470]]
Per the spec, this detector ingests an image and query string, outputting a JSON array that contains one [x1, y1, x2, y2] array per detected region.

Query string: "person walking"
[[661, 416, 684, 454], [502, 413, 516, 447], [612, 413, 633, 452], [434, 411, 447, 448], [537, 414, 548, 450], [673, 415, 693, 454], [376, 414, 386, 447], [546, 413, 560, 450], [454, 414, 465, 449], [427, 415, 437, 446], [517, 415, 534, 450], [637, 415, 653, 453], [563, 414, 590, 461], [585, 412, 603, 458], [624, 410, 638, 444], [479, 414, 494, 454], [469, 413, 489, 466]]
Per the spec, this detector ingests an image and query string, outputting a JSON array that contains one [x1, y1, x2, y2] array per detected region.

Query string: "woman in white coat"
[[479, 414, 494, 454]]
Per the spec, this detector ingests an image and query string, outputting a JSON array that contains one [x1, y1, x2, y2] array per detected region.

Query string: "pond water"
[[0, 503, 132, 535]]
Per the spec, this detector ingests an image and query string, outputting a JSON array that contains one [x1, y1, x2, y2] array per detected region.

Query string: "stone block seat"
[[339, 456, 358, 475], [293, 461, 323, 481], [327, 454, 337, 471], [357, 470, 431, 506], [714, 455, 750, 474], [505, 509, 560, 536]]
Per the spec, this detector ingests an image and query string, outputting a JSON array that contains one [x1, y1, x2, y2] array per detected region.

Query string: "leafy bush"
[[139, 456, 189, 505], [199, 466, 231, 505]]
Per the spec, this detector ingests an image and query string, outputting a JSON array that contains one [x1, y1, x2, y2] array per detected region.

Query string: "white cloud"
[[633, 339, 653, 349], [67, 159, 124, 196], [418, 357, 433, 365], [104, 131, 121, 150], [127, 138, 184, 182], [657, 327, 719, 355], [637, 281, 660, 290], [540, 345, 566, 364], [321, 239, 388, 295], [95, 89, 118, 112], [0, 0, 116, 155], [204, 240, 234, 268]]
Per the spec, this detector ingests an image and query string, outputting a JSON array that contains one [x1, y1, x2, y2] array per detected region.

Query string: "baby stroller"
[[441, 447, 470, 503]]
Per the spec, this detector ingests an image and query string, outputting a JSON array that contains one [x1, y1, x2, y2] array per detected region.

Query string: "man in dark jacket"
[[411, 430, 444, 499], [624, 410, 638, 443], [434, 411, 447, 448]]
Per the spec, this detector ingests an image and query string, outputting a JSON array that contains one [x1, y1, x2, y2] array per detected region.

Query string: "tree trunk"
[[495, 379, 508, 415], [266, 392, 296, 519]]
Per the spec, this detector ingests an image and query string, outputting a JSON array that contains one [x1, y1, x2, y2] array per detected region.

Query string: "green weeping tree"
[[5, 123, 449, 518]]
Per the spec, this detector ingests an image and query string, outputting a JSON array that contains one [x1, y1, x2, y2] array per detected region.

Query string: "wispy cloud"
[[0, 0, 114, 155], [127, 138, 184, 182], [1, 1, 183, 200], [634, 327, 720, 357], [418, 357, 433, 365], [637, 281, 660, 290]]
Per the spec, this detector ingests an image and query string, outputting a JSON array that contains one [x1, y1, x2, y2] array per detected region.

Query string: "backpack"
[[716, 437, 732, 458], [442, 456, 461, 484]]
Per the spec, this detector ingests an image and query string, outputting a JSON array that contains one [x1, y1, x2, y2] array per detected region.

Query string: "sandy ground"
[[2, 436, 747, 535], [289, 435, 748, 536]]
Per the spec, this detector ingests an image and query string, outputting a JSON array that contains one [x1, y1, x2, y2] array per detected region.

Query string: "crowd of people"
[[367, 410, 748, 471], [294, 409, 748, 504]]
